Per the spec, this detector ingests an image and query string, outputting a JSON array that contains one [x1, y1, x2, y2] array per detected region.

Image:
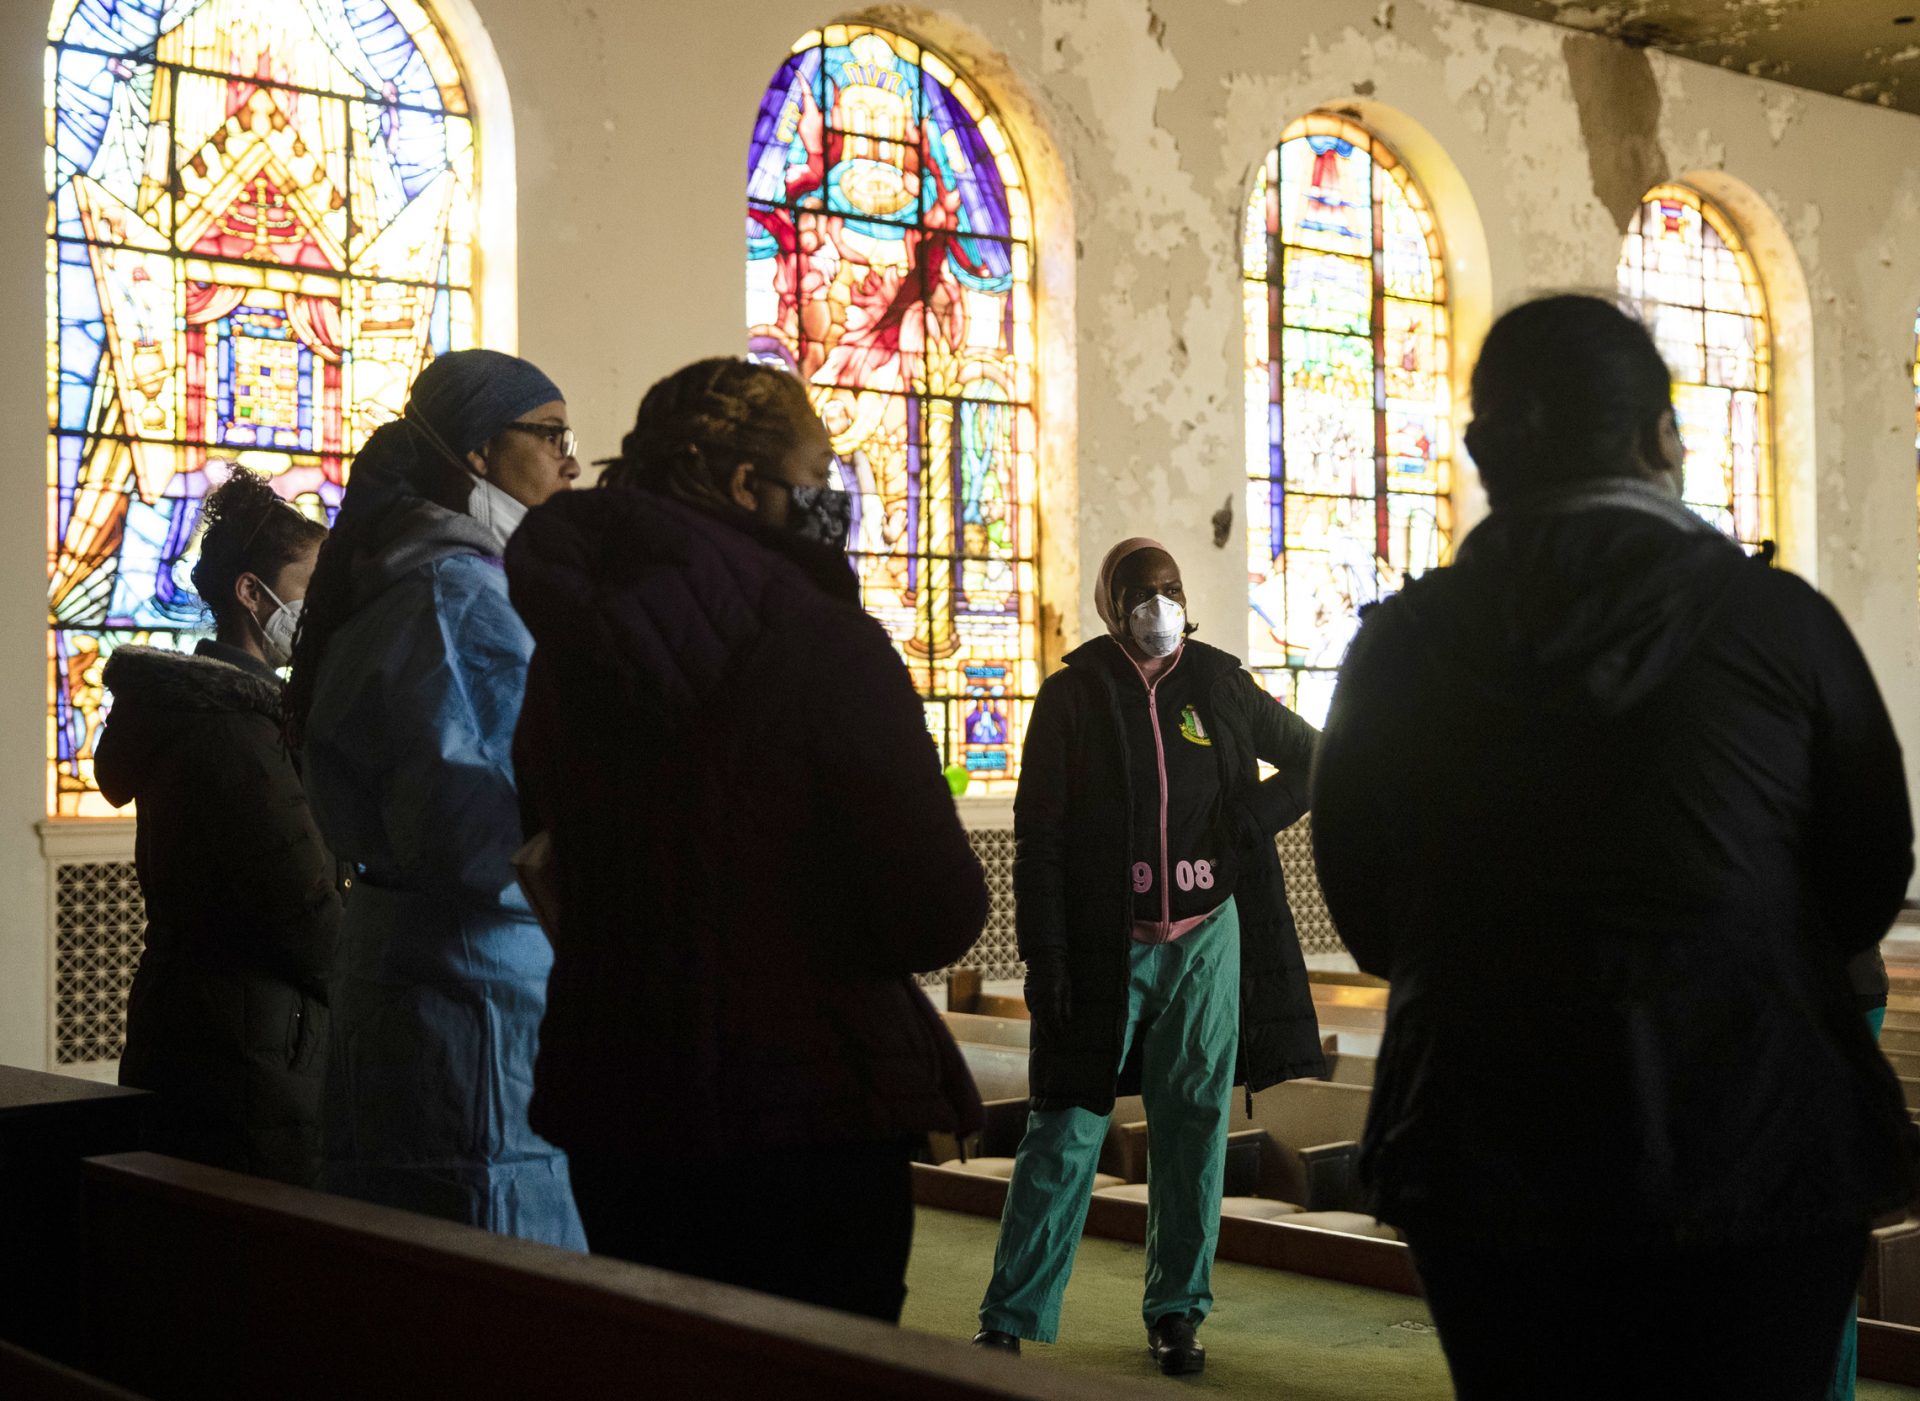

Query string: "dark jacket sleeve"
[[1308, 610, 1400, 978], [1011, 672, 1073, 964], [1229, 667, 1321, 838], [1801, 589, 1914, 958], [204, 716, 342, 998], [812, 615, 989, 976]]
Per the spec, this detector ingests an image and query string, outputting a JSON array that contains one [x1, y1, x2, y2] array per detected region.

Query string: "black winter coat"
[[96, 643, 342, 1186], [1017, 636, 1326, 1113], [1311, 482, 1919, 1247], [506, 487, 987, 1162]]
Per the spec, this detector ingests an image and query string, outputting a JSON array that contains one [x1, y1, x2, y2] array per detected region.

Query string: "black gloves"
[[1023, 948, 1073, 1027]]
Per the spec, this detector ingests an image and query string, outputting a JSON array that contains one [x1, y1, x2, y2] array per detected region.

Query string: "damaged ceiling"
[[1461, 0, 1920, 114]]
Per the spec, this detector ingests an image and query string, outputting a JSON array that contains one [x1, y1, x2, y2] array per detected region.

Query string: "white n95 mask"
[[1129, 595, 1185, 658]]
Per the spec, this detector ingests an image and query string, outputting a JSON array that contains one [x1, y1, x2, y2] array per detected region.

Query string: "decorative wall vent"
[[1277, 815, 1344, 959], [54, 860, 144, 1064], [926, 817, 1346, 989]]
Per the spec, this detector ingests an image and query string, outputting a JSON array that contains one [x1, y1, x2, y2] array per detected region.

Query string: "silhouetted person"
[[1311, 294, 1917, 1400], [973, 537, 1324, 1374], [506, 357, 986, 1323], [285, 350, 585, 1247], [100, 468, 338, 1186]]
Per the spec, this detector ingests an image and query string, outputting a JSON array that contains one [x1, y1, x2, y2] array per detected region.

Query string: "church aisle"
[[901, 1208, 1920, 1399], [903, 1206, 1448, 1398]]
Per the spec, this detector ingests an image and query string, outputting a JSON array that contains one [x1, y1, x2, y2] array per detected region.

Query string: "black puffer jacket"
[[1016, 636, 1326, 1113], [96, 643, 342, 1186], [1311, 482, 1919, 1246], [506, 488, 987, 1161]]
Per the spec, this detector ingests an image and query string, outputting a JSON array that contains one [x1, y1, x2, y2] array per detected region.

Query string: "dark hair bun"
[[189, 465, 328, 629]]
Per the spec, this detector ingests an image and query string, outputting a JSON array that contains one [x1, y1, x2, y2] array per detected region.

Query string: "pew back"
[[81, 1153, 1148, 1401]]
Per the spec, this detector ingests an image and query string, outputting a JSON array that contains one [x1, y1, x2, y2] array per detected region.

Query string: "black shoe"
[[1147, 1313, 1205, 1376], [972, 1328, 1021, 1355]]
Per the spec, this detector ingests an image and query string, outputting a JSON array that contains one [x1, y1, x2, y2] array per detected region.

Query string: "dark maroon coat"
[[505, 487, 986, 1161]]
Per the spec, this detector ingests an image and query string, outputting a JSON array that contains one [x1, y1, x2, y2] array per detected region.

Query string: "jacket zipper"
[[1129, 649, 1182, 945], [1146, 681, 1172, 943]]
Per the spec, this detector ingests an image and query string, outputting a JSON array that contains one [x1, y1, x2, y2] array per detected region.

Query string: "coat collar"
[[102, 644, 282, 718], [1064, 633, 1241, 684]]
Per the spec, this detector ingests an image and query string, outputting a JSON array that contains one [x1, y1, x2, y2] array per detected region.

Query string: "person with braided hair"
[[96, 467, 340, 1186], [285, 349, 585, 1248], [505, 356, 986, 1321]]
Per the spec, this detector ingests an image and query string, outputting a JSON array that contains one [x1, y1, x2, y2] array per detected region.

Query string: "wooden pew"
[[0, 1067, 147, 1367], [0, 1341, 142, 1400], [81, 1153, 1149, 1401]]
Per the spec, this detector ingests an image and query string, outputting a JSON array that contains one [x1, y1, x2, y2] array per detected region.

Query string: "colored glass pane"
[[747, 26, 1038, 788], [1618, 184, 1774, 551], [46, 0, 478, 815], [1243, 115, 1450, 726]]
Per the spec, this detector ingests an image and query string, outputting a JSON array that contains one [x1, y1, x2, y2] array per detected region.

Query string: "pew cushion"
[[944, 1158, 1122, 1192], [1285, 1211, 1399, 1240], [1091, 1184, 1303, 1219], [1220, 1196, 1305, 1221]]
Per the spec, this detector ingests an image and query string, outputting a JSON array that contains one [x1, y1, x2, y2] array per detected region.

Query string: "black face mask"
[[782, 483, 854, 552]]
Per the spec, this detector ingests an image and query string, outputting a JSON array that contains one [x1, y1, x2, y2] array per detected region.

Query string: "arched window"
[[1617, 184, 1774, 551], [1243, 114, 1451, 726], [747, 25, 1038, 790], [46, 0, 481, 815]]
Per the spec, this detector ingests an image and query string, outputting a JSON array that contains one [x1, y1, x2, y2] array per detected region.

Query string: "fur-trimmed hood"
[[102, 645, 281, 718], [96, 646, 283, 809]]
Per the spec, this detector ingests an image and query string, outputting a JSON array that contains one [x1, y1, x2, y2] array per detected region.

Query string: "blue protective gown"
[[303, 503, 585, 1248]]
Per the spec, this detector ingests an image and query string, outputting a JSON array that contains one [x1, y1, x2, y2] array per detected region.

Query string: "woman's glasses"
[[502, 421, 578, 459]]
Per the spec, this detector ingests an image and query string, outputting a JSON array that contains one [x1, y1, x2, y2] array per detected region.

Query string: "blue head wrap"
[[327, 349, 565, 534], [406, 348, 565, 458]]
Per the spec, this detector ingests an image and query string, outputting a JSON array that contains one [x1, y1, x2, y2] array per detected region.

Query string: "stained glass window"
[[45, 0, 478, 816], [1243, 114, 1450, 727], [1617, 184, 1774, 550], [747, 25, 1038, 789]]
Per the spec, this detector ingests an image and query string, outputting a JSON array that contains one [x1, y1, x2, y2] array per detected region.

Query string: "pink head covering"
[[1095, 536, 1169, 640]]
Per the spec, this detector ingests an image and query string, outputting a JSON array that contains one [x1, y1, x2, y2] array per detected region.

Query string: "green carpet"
[[901, 1207, 1920, 1399]]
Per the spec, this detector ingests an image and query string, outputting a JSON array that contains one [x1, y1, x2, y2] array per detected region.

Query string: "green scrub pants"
[[1829, 1002, 1886, 1401], [978, 898, 1241, 1343]]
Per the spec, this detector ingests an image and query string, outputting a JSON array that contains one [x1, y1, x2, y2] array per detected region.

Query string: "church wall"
[[3, 0, 1918, 1067]]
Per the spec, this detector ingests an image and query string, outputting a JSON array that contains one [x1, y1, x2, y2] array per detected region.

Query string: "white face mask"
[[1128, 594, 1186, 659], [252, 581, 303, 669], [468, 474, 528, 554]]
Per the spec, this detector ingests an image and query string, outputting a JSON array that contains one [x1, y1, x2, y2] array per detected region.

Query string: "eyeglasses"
[[501, 421, 578, 459]]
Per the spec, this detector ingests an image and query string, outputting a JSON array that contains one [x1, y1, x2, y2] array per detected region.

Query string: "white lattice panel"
[[1278, 814, 1345, 958]]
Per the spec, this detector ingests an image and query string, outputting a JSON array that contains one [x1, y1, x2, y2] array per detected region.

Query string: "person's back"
[[1323, 498, 1912, 1234], [1311, 294, 1917, 1400], [508, 357, 985, 1324], [512, 486, 985, 1156]]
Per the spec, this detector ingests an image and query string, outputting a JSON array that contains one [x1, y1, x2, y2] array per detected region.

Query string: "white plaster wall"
[[5, 0, 1920, 1065], [1, 3, 58, 1068]]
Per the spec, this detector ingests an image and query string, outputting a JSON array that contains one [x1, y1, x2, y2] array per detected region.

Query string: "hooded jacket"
[[300, 498, 584, 1247], [1016, 635, 1327, 1114], [1310, 480, 1918, 1246], [97, 642, 340, 1186], [506, 487, 987, 1161]]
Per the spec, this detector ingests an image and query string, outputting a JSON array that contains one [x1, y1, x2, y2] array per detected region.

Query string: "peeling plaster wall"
[[5, 0, 1920, 1051]]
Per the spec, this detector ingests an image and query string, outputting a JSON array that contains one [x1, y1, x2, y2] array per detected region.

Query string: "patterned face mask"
[[783, 483, 854, 551]]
